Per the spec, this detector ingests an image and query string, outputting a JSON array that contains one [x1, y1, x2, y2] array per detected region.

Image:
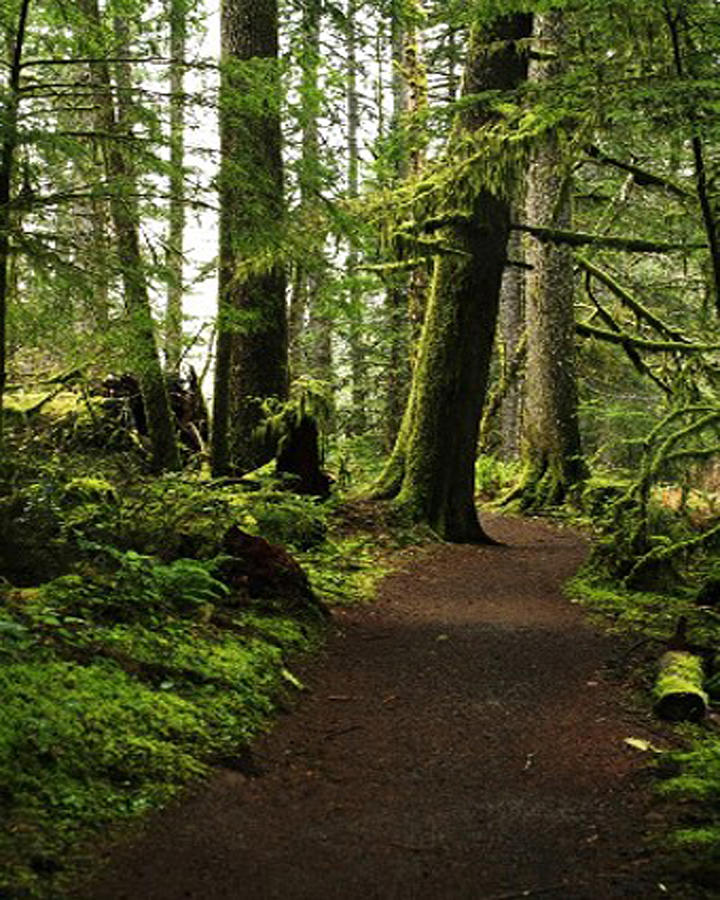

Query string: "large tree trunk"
[[383, 0, 427, 447], [373, 13, 532, 542], [80, 0, 180, 473], [211, 0, 288, 476], [288, 0, 326, 383], [0, 0, 30, 442], [515, 11, 586, 507]]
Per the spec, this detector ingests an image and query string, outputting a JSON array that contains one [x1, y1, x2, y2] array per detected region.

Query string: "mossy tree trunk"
[[0, 0, 30, 443], [165, 0, 187, 374], [345, 0, 367, 434], [514, 10, 586, 508], [80, 0, 180, 473], [212, 0, 288, 476], [372, 13, 531, 542], [383, 0, 427, 448]]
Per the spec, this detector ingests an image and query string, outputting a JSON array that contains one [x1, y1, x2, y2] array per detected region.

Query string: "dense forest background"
[[3, 0, 720, 895]]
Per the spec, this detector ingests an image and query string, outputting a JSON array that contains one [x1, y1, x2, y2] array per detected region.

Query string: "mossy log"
[[653, 651, 708, 722]]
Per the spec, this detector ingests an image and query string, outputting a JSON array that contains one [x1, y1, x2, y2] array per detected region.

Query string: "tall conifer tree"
[[212, 0, 288, 476]]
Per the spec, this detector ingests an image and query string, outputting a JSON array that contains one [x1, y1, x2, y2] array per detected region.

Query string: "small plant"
[[79, 547, 230, 619], [475, 454, 521, 500]]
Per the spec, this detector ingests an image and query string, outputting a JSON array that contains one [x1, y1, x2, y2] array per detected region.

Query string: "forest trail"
[[79, 514, 677, 900]]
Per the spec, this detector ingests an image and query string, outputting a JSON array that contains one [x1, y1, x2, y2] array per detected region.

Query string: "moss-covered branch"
[[582, 276, 671, 395], [576, 321, 720, 353], [514, 223, 702, 253], [578, 256, 689, 343], [584, 145, 689, 199]]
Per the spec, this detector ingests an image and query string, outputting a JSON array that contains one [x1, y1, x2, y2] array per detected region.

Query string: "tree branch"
[[514, 223, 702, 253], [584, 145, 688, 198], [582, 275, 671, 395], [578, 256, 689, 342], [576, 320, 720, 353]]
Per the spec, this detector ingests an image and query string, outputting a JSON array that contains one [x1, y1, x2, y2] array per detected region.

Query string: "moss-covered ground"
[[0, 438, 425, 899], [567, 561, 720, 890]]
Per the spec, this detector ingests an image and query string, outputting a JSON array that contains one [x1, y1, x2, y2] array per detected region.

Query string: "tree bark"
[[0, 0, 31, 442], [80, 0, 180, 473], [288, 0, 324, 382], [346, 0, 366, 433], [514, 10, 585, 508], [165, 0, 187, 373], [383, 0, 428, 447], [373, 13, 532, 542], [211, 0, 288, 476], [498, 225, 524, 458]]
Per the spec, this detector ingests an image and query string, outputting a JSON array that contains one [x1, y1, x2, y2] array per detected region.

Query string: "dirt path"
[[79, 514, 677, 899]]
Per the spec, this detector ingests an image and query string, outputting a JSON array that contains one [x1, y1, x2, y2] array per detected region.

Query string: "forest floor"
[[75, 513, 693, 900]]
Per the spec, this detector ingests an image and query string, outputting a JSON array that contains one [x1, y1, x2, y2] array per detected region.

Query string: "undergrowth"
[[0, 439, 415, 899], [568, 557, 720, 892], [0, 566, 321, 899]]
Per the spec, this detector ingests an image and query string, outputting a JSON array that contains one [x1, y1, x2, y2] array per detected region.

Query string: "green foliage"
[[654, 730, 720, 884], [39, 549, 230, 622], [568, 566, 720, 890], [105, 472, 330, 557], [475, 454, 521, 499], [566, 568, 694, 640], [0, 572, 320, 898], [256, 376, 334, 455]]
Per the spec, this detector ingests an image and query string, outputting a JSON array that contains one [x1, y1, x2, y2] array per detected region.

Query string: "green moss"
[[653, 651, 707, 721], [569, 568, 720, 889], [0, 573, 322, 898], [565, 569, 693, 638]]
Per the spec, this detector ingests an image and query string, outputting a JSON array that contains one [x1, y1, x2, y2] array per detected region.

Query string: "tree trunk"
[[498, 226, 524, 458], [515, 11, 585, 507], [383, 0, 428, 447], [373, 13, 532, 542], [0, 0, 30, 442], [80, 0, 180, 473], [165, 0, 187, 373], [346, 0, 366, 434], [211, 0, 288, 476], [288, 0, 325, 383]]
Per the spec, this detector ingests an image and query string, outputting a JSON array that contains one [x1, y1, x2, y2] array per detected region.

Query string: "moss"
[[654, 651, 708, 722], [3, 389, 82, 422], [580, 475, 631, 519], [0, 595, 321, 899]]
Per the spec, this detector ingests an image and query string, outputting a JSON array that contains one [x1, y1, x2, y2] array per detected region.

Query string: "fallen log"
[[653, 650, 708, 722]]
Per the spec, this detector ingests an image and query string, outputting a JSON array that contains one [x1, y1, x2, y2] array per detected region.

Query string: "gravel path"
[[79, 514, 677, 899]]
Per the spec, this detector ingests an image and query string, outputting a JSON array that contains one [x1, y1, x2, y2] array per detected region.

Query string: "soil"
[[77, 513, 686, 900]]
